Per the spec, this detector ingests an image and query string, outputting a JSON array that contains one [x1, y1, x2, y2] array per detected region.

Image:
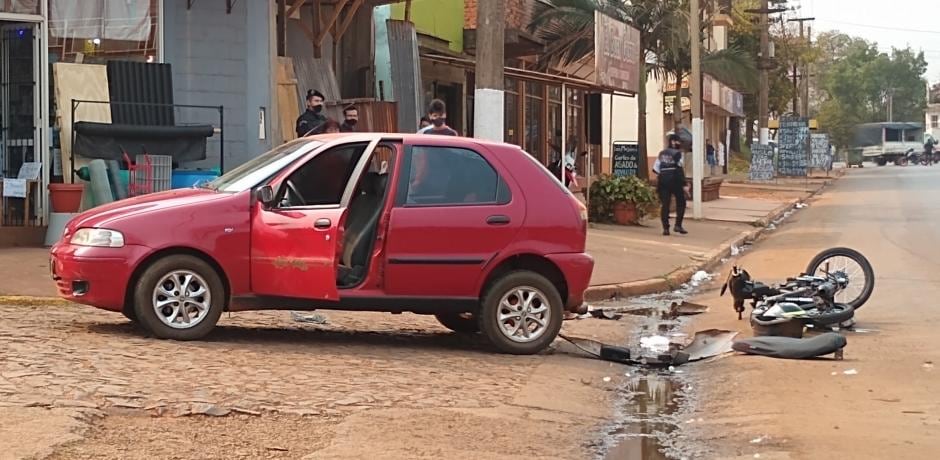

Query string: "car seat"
[[337, 172, 388, 285]]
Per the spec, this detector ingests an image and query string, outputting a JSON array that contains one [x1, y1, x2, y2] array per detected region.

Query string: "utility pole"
[[758, 0, 770, 144], [746, 2, 787, 145], [473, 0, 505, 142], [691, 0, 703, 219], [803, 25, 812, 117], [787, 17, 814, 116]]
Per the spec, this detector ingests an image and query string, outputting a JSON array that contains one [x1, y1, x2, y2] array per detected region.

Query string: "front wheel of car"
[[479, 271, 563, 355], [133, 255, 225, 341]]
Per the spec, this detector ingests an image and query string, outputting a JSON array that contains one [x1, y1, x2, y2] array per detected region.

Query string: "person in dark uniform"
[[653, 134, 688, 236], [340, 105, 359, 132], [295, 89, 327, 138]]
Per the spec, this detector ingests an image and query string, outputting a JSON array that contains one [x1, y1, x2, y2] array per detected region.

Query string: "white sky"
[[795, 0, 940, 84]]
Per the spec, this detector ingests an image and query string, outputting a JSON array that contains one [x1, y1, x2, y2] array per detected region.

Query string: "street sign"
[[749, 144, 775, 181], [612, 142, 640, 177]]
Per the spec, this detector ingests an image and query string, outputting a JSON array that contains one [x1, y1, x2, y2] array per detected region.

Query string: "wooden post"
[[473, 0, 505, 142]]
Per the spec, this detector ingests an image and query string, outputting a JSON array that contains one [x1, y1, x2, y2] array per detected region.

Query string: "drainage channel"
[[591, 270, 731, 460]]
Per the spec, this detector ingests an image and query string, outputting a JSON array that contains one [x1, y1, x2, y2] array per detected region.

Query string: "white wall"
[[601, 76, 665, 173]]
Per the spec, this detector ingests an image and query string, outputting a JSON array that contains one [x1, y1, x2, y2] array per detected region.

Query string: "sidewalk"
[[0, 178, 832, 303]]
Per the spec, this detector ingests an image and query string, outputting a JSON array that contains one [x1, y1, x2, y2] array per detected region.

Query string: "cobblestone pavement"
[[0, 304, 539, 418]]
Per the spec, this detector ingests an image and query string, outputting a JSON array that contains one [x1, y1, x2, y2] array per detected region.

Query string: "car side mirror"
[[257, 185, 276, 208]]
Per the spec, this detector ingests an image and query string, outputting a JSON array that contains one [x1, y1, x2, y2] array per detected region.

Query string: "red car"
[[50, 134, 593, 354]]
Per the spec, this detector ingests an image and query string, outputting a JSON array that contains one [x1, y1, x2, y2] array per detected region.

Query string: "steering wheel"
[[285, 180, 305, 206]]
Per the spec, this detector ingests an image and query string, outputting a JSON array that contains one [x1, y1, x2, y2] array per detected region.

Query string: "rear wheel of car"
[[133, 255, 225, 341], [478, 271, 563, 355], [434, 312, 480, 333]]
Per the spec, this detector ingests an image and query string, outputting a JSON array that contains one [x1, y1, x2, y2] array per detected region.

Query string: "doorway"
[[0, 20, 40, 226]]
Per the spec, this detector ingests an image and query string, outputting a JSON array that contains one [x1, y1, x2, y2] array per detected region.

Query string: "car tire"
[[478, 271, 563, 355], [121, 306, 138, 323], [434, 313, 480, 333], [133, 255, 225, 341]]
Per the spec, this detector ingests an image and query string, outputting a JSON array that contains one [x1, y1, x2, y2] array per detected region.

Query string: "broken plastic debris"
[[750, 436, 765, 444], [291, 311, 328, 324], [843, 369, 858, 375], [796, 202, 808, 208], [691, 270, 710, 283], [766, 223, 777, 230], [640, 335, 671, 354], [602, 376, 612, 383], [730, 245, 741, 256]]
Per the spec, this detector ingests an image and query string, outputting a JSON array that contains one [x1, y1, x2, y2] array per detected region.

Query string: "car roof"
[[300, 132, 521, 152]]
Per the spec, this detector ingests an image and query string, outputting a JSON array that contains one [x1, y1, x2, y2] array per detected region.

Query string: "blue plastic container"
[[172, 169, 220, 189]]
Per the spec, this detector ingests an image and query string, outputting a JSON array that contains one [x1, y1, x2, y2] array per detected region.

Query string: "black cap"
[[306, 89, 325, 101], [667, 133, 681, 143]]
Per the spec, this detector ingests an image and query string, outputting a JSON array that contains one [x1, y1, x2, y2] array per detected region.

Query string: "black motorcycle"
[[721, 248, 875, 338]]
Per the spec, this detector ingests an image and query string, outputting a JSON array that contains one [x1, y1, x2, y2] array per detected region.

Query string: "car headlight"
[[70, 228, 125, 248]]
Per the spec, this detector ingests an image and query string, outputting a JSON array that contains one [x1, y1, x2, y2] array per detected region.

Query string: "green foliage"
[[588, 174, 658, 222], [815, 31, 928, 148]]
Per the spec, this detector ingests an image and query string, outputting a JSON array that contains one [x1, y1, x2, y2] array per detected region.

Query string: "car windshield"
[[203, 139, 322, 193]]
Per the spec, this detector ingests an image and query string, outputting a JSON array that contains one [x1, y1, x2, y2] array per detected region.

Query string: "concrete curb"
[[584, 179, 833, 303]]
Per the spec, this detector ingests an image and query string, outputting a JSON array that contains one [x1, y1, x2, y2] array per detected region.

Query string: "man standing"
[[340, 105, 359, 132], [295, 89, 327, 137], [653, 134, 688, 236], [418, 99, 459, 136]]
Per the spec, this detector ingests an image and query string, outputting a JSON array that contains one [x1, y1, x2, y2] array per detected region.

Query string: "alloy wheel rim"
[[497, 286, 551, 343], [152, 270, 212, 329]]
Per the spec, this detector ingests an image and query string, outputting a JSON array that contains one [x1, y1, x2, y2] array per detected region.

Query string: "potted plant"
[[589, 174, 657, 225]]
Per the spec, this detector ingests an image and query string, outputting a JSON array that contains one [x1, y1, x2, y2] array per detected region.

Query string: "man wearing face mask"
[[295, 89, 327, 138], [653, 133, 689, 236], [340, 105, 359, 132], [418, 99, 459, 136]]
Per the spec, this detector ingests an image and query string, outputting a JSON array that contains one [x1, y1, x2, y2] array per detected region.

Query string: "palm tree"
[[530, 0, 757, 177]]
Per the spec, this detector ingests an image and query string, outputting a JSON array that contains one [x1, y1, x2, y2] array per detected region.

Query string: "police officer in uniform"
[[653, 134, 688, 236], [295, 89, 327, 138]]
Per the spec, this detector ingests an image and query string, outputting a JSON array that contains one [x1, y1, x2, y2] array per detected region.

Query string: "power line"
[[815, 19, 940, 35]]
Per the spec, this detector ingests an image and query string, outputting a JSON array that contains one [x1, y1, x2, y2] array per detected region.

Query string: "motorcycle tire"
[[803, 303, 855, 328], [805, 247, 875, 311]]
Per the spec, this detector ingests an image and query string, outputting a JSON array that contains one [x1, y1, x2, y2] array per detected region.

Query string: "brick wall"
[[464, 0, 535, 31]]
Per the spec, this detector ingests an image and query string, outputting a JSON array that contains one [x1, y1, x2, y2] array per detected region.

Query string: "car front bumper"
[[50, 243, 150, 312]]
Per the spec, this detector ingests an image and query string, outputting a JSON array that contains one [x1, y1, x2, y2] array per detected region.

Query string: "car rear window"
[[403, 146, 511, 206]]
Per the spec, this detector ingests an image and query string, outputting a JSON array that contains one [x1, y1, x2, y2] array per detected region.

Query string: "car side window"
[[279, 143, 367, 207], [405, 146, 511, 206]]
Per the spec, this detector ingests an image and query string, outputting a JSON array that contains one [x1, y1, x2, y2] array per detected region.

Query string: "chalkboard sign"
[[810, 133, 832, 171], [749, 144, 775, 181], [612, 142, 640, 177], [777, 116, 810, 176]]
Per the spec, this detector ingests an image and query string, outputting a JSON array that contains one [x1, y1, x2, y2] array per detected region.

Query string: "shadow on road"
[[85, 321, 497, 355]]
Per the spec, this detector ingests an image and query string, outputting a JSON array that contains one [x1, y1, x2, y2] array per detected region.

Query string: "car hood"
[[67, 188, 234, 230]]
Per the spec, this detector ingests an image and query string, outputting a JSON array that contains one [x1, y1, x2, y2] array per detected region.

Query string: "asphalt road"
[[686, 164, 940, 459]]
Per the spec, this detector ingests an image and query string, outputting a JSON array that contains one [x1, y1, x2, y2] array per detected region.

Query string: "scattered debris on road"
[[732, 333, 847, 360], [290, 311, 329, 325]]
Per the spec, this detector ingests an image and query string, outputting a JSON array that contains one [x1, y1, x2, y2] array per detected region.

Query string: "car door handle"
[[314, 218, 332, 229], [486, 215, 511, 225]]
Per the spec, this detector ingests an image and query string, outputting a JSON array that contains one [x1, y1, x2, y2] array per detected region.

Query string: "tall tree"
[[814, 32, 928, 148], [530, 0, 756, 176]]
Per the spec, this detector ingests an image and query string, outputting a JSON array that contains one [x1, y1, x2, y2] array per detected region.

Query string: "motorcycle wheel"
[[805, 247, 875, 310], [803, 303, 855, 328]]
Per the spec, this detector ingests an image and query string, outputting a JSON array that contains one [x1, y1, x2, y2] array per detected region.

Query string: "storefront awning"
[[421, 53, 636, 97]]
